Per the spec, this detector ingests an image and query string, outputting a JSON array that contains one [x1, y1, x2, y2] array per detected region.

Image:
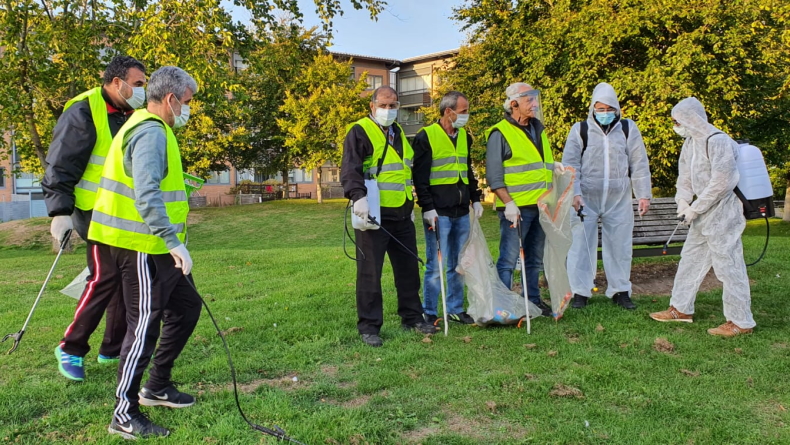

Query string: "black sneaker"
[[402, 321, 440, 334], [139, 383, 195, 408], [612, 292, 636, 310], [361, 334, 383, 347], [448, 312, 475, 324], [424, 314, 439, 325], [534, 300, 552, 317], [571, 294, 588, 309], [108, 412, 170, 440]]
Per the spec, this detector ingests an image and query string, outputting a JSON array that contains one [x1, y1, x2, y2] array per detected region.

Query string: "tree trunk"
[[281, 168, 289, 199], [316, 166, 323, 204], [784, 180, 790, 222]]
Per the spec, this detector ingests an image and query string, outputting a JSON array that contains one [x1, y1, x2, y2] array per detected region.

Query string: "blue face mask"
[[595, 111, 616, 126]]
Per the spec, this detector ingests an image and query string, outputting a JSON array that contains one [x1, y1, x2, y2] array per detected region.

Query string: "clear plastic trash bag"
[[60, 267, 90, 300], [537, 166, 576, 319], [458, 210, 542, 326]]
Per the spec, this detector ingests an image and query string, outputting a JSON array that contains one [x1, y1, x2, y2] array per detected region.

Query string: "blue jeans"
[[422, 214, 470, 316], [496, 207, 545, 305]]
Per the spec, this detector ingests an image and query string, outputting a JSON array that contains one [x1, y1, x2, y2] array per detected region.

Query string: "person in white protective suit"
[[562, 82, 652, 310], [650, 97, 755, 337]]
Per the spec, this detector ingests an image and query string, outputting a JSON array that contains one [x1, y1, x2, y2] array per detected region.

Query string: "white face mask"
[[120, 80, 146, 109], [673, 125, 689, 138], [374, 108, 397, 127], [170, 96, 190, 128], [451, 110, 469, 129]]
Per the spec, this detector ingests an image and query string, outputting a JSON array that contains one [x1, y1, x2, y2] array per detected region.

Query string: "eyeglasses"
[[594, 107, 617, 113], [375, 101, 400, 110], [672, 119, 680, 126]]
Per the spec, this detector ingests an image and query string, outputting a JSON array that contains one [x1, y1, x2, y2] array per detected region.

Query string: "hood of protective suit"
[[671, 97, 719, 140], [587, 82, 621, 118]]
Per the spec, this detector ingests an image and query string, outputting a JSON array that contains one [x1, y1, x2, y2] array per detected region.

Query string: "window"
[[349, 66, 356, 81], [365, 75, 383, 90], [325, 167, 340, 183], [205, 170, 230, 185], [292, 169, 313, 183], [399, 75, 430, 93], [399, 107, 424, 125], [0, 168, 5, 188]]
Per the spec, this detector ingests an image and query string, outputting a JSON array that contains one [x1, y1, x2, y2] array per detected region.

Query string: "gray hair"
[[371, 85, 398, 102], [503, 82, 531, 113], [147, 66, 198, 103], [439, 91, 467, 116]]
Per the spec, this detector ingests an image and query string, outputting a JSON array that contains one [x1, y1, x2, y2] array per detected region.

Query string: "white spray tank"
[[735, 140, 775, 220]]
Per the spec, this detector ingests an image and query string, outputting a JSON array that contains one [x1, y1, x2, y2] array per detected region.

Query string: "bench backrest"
[[588, 197, 687, 247]]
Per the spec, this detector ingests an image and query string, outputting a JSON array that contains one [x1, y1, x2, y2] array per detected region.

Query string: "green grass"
[[1, 199, 789, 444]]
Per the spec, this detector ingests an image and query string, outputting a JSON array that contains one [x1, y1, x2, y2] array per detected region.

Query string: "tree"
[[447, 0, 790, 195], [0, 0, 386, 176], [277, 53, 369, 203]]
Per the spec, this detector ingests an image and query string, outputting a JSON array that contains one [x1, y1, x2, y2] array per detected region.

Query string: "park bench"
[[591, 197, 686, 258]]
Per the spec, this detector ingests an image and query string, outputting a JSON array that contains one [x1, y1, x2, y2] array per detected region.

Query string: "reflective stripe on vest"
[[88, 110, 188, 255], [485, 119, 553, 207], [348, 117, 414, 208], [64, 87, 114, 211], [421, 123, 469, 185]]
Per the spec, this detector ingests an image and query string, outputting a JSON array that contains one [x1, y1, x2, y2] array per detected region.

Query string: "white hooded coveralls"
[[562, 83, 652, 298], [669, 97, 755, 328]]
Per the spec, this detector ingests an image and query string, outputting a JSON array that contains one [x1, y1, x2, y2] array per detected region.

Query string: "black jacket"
[[41, 87, 132, 217], [341, 118, 414, 222], [412, 121, 482, 218]]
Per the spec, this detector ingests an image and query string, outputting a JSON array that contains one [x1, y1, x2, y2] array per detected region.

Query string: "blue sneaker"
[[55, 345, 85, 381], [97, 354, 120, 364]]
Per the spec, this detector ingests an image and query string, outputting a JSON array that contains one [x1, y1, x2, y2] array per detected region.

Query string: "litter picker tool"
[[662, 215, 686, 255], [577, 206, 598, 292], [431, 218, 448, 336], [3, 230, 72, 354], [515, 218, 531, 334]]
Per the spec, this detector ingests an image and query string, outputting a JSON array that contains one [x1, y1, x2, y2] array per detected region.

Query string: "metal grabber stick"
[[663, 215, 686, 255], [577, 205, 599, 292], [515, 218, 531, 334], [431, 218, 449, 336], [3, 229, 72, 354]]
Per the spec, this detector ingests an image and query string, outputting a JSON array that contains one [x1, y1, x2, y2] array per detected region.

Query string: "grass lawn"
[[1, 199, 789, 444]]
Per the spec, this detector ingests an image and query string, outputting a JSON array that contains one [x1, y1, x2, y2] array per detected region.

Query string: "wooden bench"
[[592, 197, 687, 258]]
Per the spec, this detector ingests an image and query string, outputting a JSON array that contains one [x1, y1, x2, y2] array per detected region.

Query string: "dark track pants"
[[354, 218, 424, 335], [94, 244, 201, 423]]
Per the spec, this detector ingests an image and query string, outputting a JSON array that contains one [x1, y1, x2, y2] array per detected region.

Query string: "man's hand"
[[504, 201, 520, 225], [353, 197, 369, 221], [638, 198, 651, 216], [676, 199, 690, 217], [169, 244, 193, 275], [472, 202, 484, 218], [50, 215, 73, 243], [679, 207, 697, 226], [572, 195, 584, 213], [553, 161, 565, 175], [423, 209, 438, 229]]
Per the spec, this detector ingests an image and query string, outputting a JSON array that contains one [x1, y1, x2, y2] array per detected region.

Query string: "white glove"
[[50, 215, 73, 243], [169, 244, 193, 275], [553, 161, 565, 174], [472, 202, 484, 218], [353, 197, 370, 222], [679, 206, 698, 226], [676, 199, 690, 217], [422, 209, 438, 229], [504, 201, 520, 225], [411, 211, 415, 222], [572, 195, 584, 213]]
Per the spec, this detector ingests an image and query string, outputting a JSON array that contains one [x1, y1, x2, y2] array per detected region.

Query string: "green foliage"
[[445, 0, 790, 193]]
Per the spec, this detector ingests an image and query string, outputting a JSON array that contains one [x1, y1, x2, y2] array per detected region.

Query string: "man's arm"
[[340, 125, 370, 202], [675, 141, 694, 206], [690, 135, 740, 215], [125, 121, 181, 250], [562, 122, 583, 197], [626, 121, 652, 200], [485, 130, 513, 203], [466, 133, 482, 203], [41, 102, 97, 216], [411, 130, 435, 211]]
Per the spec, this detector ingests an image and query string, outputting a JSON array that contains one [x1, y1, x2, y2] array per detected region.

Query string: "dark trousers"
[[354, 219, 424, 335], [97, 244, 201, 423], [60, 209, 126, 357]]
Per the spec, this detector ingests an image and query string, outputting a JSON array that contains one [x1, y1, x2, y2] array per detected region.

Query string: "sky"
[[229, 0, 469, 61]]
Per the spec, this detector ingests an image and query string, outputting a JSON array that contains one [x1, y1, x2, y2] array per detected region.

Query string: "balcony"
[[399, 91, 431, 107]]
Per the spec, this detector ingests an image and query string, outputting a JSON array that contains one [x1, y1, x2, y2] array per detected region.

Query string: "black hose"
[[746, 215, 770, 267]]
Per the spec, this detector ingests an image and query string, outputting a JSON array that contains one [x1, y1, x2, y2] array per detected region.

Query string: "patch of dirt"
[[400, 411, 530, 444], [338, 394, 371, 409], [653, 338, 675, 353], [549, 383, 584, 399], [203, 374, 307, 394], [0, 218, 81, 249], [320, 365, 338, 377], [680, 369, 700, 377]]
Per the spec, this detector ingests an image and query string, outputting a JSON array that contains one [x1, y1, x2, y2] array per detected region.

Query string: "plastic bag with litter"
[[458, 210, 542, 326], [537, 166, 576, 319]]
